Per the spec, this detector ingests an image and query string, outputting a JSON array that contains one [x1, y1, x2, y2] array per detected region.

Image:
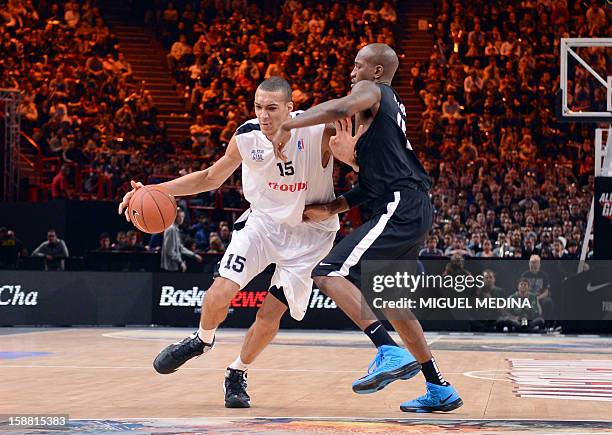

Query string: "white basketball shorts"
[[217, 209, 335, 320]]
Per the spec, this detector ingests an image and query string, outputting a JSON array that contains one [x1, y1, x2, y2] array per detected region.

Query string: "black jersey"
[[354, 84, 432, 202]]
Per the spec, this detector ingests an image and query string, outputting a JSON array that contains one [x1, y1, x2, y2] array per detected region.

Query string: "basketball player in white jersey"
[[118, 77, 338, 408]]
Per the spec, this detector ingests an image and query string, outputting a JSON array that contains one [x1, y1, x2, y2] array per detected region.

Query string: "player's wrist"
[[331, 197, 350, 214]]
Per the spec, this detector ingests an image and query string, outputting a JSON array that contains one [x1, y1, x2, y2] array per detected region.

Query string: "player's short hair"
[[257, 76, 292, 102]]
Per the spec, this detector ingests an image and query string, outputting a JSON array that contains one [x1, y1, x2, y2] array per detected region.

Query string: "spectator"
[[586, 1, 606, 35], [122, 230, 146, 251], [113, 232, 127, 249], [444, 235, 473, 257], [51, 165, 70, 199], [379, 2, 397, 24], [147, 233, 164, 251], [483, 269, 505, 297], [419, 236, 444, 257], [476, 239, 497, 257], [218, 224, 232, 249], [441, 94, 462, 120], [469, 269, 504, 332], [564, 240, 580, 259], [0, 227, 26, 269], [167, 34, 191, 70], [189, 115, 213, 148], [161, 208, 202, 272], [442, 254, 472, 279], [498, 278, 545, 332], [521, 235, 539, 259], [520, 255, 554, 322], [94, 232, 113, 251], [551, 238, 566, 259], [207, 233, 226, 254], [32, 229, 69, 271]]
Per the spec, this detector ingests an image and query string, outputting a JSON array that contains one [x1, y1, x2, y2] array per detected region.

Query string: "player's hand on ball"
[[118, 180, 144, 221], [303, 204, 332, 222]]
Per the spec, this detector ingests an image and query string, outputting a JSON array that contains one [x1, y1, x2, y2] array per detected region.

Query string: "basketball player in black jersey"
[[271, 43, 463, 412]]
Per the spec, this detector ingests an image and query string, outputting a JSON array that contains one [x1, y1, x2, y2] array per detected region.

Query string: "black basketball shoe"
[[224, 368, 250, 408], [153, 332, 214, 374]]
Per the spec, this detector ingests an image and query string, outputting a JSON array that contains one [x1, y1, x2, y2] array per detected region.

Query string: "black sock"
[[421, 358, 449, 386], [364, 321, 398, 348]]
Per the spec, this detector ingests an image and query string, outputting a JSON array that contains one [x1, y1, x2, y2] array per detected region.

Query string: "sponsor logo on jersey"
[[0, 285, 38, 306], [297, 138, 304, 151], [267, 181, 308, 192], [251, 149, 264, 162]]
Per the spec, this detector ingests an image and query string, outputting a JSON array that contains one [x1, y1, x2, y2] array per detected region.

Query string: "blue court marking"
[[0, 351, 52, 360]]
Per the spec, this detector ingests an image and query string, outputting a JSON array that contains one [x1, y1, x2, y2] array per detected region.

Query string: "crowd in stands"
[[150, 0, 398, 213], [4, 0, 609, 264], [412, 0, 610, 259], [2, 0, 164, 202]]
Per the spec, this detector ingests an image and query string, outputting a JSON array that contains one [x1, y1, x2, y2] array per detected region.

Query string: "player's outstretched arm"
[[303, 196, 350, 223], [282, 81, 379, 131], [271, 81, 380, 159], [303, 185, 368, 222], [118, 135, 242, 220]]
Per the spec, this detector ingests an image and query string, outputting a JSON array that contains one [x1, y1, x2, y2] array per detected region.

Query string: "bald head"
[[355, 43, 399, 82]]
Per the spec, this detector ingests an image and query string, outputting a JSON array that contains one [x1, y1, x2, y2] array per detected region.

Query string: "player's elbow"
[[207, 174, 224, 190], [206, 176, 222, 190], [329, 106, 351, 119], [198, 169, 221, 191]]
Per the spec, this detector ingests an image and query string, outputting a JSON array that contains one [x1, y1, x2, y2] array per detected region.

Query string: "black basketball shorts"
[[312, 189, 432, 285]]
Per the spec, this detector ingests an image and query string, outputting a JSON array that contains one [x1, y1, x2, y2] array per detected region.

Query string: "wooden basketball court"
[[1, 327, 611, 434]]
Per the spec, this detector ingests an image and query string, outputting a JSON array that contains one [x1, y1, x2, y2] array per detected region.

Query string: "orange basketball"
[[128, 185, 177, 234]]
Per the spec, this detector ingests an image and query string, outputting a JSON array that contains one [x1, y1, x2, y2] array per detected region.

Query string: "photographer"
[[498, 278, 544, 332]]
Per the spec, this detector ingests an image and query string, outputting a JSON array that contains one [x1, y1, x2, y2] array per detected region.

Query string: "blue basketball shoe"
[[352, 345, 421, 394], [400, 382, 463, 412]]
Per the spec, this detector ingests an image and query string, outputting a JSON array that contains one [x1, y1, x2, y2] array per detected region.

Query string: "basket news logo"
[[0, 285, 38, 306], [158, 286, 268, 309], [159, 286, 205, 307], [158, 286, 337, 310]]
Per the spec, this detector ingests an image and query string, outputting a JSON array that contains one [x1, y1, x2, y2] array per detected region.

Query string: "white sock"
[[197, 326, 216, 344], [229, 355, 249, 372]]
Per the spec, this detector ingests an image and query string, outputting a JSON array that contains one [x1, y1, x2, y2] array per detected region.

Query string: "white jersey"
[[235, 112, 339, 232]]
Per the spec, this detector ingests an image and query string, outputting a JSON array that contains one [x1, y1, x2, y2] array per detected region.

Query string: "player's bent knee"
[[204, 277, 241, 308], [313, 275, 335, 294], [255, 308, 284, 328], [256, 289, 288, 323]]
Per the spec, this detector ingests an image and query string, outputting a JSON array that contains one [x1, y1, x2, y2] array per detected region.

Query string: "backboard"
[[559, 38, 612, 122]]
